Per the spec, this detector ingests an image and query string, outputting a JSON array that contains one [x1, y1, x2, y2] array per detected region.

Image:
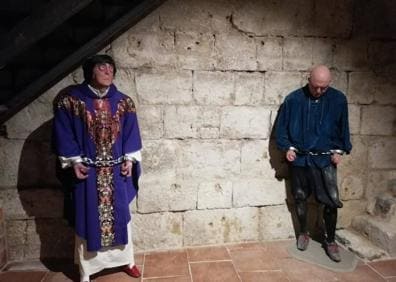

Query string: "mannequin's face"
[[308, 76, 330, 98], [91, 63, 114, 89]]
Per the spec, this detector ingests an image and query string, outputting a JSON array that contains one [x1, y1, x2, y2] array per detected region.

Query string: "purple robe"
[[53, 83, 142, 252]]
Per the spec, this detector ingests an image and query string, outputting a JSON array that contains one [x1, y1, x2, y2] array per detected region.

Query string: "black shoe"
[[297, 233, 310, 251], [324, 241, 341, 262]]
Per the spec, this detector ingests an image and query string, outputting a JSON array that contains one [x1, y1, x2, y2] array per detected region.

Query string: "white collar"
[[88, 84, 109, 98]]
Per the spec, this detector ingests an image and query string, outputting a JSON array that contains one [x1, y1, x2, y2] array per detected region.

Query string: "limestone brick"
[[256, 37, 283, 71], [132, 212, 183, 251], [313, 0, 353, 38], [361, 106, 395, 136], [136, 70, 192, 105], [0, 189, 63, 220], [193, 71, 234, 105], [164, 106, 220, 139], [312, 38, 334, 67], [0, 247, 6, 269], [348, 104, 361, 135], [354, 1, 396, 40], [259, 205, 294, 240], [368, 41, 396, 74], [112, 31, 176, 68], [6, 100, 52, 141], [113, 68, 138, 101], [8, 247, 24, 262], [0, 138, 59, 189], [0, 138, 24, 188], [334, 40, 369, 71], [352, 215, 396, 256], [138, 177, 197, 213], [234, 72, 265, 106], [6, 74, 76, 140], [220, 106, 271, 139], [366, 170, 396, 201], [283, 37, 313, 71], [176, 140, 240, 180], [197, 181, 233, 210], [340, 175, 365, 200], [368, 137, 396, 169], [338, 135, 368, 199], [230, 0, 315, 36], [183, 207, 259, 246], [215, 32, 257, 71], [138, 105, 163, 140], [158, 0, 234, 34], [233, 178, 286, 207], [175, 32, 216, 70], [348, 72, 374, 105], [338, 199, 367, 228], [329, 70, 348, 95], [141, 140, 179, 178], [264, 72, 303, 105], [0, 209, 4, 237], [199, 127, 220, 139], [372, 72, 396, 105], [25, 219, 74, 259], [348, 72, 396, 105], [240, 140, 282, 179], [338, 135, 368, 176], [6, 220, 26, 248], [125, 7, 160, 33], [267, 136, 290, 180]]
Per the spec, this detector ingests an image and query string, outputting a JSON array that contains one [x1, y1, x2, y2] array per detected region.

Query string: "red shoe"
[[124, 265, 141, 278]]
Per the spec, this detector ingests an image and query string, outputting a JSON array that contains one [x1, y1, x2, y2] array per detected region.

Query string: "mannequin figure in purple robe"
[[276, 65, 352, 262], [53, 54, 142, 282]]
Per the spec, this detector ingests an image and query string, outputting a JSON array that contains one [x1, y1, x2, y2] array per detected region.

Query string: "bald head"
[[308, 65, 331, 98]]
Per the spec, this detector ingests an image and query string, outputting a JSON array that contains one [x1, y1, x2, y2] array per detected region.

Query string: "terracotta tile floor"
[[1, 240, 396, 282]]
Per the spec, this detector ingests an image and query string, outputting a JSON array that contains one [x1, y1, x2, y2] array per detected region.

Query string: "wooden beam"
[[0, 0, 94, 67], [0, 0, 166, 124]]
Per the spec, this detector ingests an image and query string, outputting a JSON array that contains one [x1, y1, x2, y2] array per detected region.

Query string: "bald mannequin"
[[308, 65, 331, 98], [287, 66, 341, 165], [276, 65, 352, 262]]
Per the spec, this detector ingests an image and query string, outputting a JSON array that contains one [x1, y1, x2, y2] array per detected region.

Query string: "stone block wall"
[[0, 209, 7, 268], [0, 0, 395, 260]]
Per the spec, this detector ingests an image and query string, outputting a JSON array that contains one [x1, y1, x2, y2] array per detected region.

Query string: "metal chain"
[[82, 156, 125, 167]]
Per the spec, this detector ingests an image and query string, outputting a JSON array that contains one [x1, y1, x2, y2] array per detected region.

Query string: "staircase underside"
[[0, 0, 166, 125]]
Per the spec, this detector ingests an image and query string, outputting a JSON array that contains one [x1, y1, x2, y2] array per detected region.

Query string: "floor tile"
[[369, 259, 396, 277], [279, 258, 339, 282], [239, 270, 290, 282], [230, 248, 280, 272], [190, 261, 239, 282], [0, 271, 47, 282], [336, 265, 386, 282], [94, 271, 141, 282], [42, 272, 73, 282], [135, 253, 145, 265], [1, 244, 395, 282], [142, 276, 191, 281], [187, 246, 230, 262], [262, 240, 293, 259], [226, 242, 263, 251], [143, 250, 189, 278], [92, 266, 142, 282]]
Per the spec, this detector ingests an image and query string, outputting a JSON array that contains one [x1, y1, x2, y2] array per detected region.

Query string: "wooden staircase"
[[0, 0, 166, 125]]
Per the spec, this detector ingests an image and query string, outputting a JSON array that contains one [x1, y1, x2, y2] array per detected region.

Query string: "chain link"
[[82, 156, 125, 167]]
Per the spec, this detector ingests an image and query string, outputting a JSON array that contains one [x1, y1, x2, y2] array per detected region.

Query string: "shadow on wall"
[[16, 86, 78, 280], [269, 105, 327, 243]]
